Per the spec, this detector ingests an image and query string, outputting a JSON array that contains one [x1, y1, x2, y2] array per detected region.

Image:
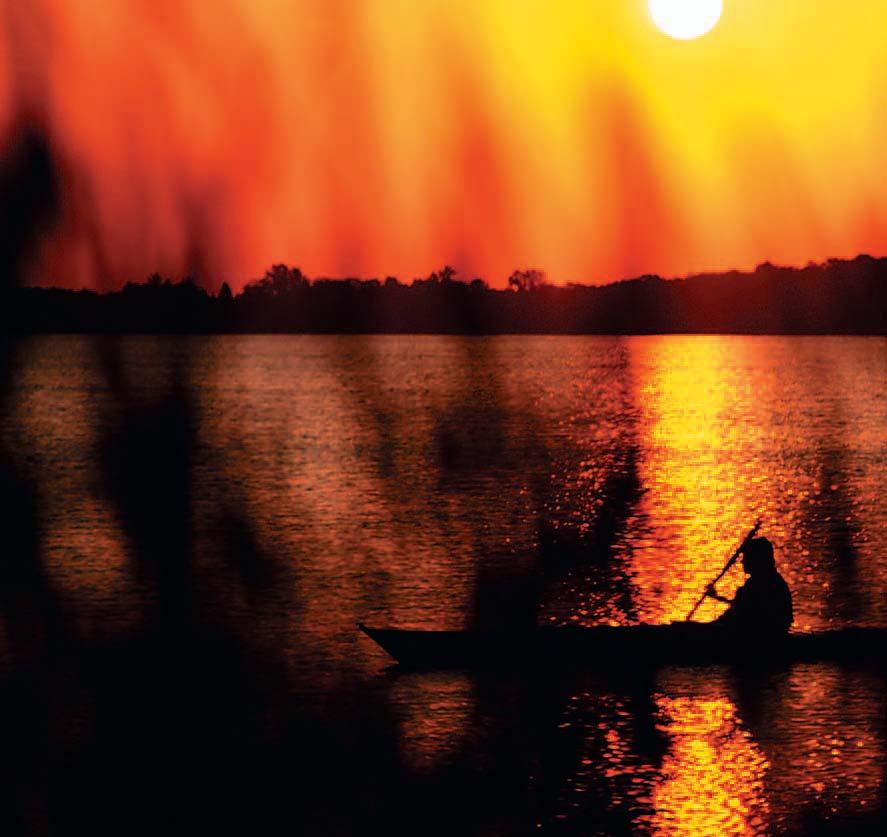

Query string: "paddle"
[[685, 519, 762, 622]]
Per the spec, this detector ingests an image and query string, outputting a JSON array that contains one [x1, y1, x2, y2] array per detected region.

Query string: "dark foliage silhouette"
[[12, 255, 887, 334]]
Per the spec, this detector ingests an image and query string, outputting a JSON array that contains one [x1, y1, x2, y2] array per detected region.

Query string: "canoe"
[[358, 623, 887, 669]]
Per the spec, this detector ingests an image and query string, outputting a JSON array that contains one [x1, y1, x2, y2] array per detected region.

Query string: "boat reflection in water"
[[550, 666, 884, 835], [385, 664, 885, 834]]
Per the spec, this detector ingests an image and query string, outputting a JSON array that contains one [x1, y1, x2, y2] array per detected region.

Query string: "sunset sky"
[[3, 0, 887, 290]]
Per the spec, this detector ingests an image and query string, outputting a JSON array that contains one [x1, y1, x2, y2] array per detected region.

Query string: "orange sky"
[[3, 0, 887, 290]]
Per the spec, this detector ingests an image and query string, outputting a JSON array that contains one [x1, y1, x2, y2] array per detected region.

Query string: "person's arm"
[[705, 584, 733, 605]]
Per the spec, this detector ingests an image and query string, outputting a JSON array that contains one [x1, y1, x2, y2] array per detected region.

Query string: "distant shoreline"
[[11, 255, 887, 336], [14, 330, 887, 338]]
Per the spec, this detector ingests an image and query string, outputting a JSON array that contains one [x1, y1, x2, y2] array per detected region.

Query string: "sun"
[[649, 0, 723, 41]]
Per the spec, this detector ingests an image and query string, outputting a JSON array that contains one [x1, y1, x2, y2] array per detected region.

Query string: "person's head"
[[741, 537, 776, 575]]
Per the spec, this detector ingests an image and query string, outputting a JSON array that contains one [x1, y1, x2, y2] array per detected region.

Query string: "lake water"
[[2, 335, 886, 834]]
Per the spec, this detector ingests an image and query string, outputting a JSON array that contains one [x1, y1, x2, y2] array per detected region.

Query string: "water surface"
[[3, 335, 886, 834]]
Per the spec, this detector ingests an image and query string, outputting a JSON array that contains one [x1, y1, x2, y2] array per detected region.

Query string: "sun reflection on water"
[[549, 685, 770, 834], [628, 336, 773, 625], [649, 697, 769, 836], [548, 664, 887, 834]]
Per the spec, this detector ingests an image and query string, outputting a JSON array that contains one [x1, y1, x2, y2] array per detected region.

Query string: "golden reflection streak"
[[649, 697, 769, 836], [629, 337, 776, 624]]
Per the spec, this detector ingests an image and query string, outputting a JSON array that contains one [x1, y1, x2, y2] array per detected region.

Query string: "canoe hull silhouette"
[[358, 623, 886, 669]]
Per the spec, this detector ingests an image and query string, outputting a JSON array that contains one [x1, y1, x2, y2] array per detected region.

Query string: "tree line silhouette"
[[12, 256, 887, 334]]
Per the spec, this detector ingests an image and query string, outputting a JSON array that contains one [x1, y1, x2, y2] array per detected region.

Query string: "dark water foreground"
[[0, 334, 885, 834]]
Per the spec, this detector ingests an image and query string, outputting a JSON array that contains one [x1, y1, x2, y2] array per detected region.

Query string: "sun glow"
[[649, 0, 723, 40], [6, 1, 887, 288]]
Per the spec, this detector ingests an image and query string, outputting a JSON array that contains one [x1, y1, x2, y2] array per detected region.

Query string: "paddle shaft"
[[685, 520, 762, 622]]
